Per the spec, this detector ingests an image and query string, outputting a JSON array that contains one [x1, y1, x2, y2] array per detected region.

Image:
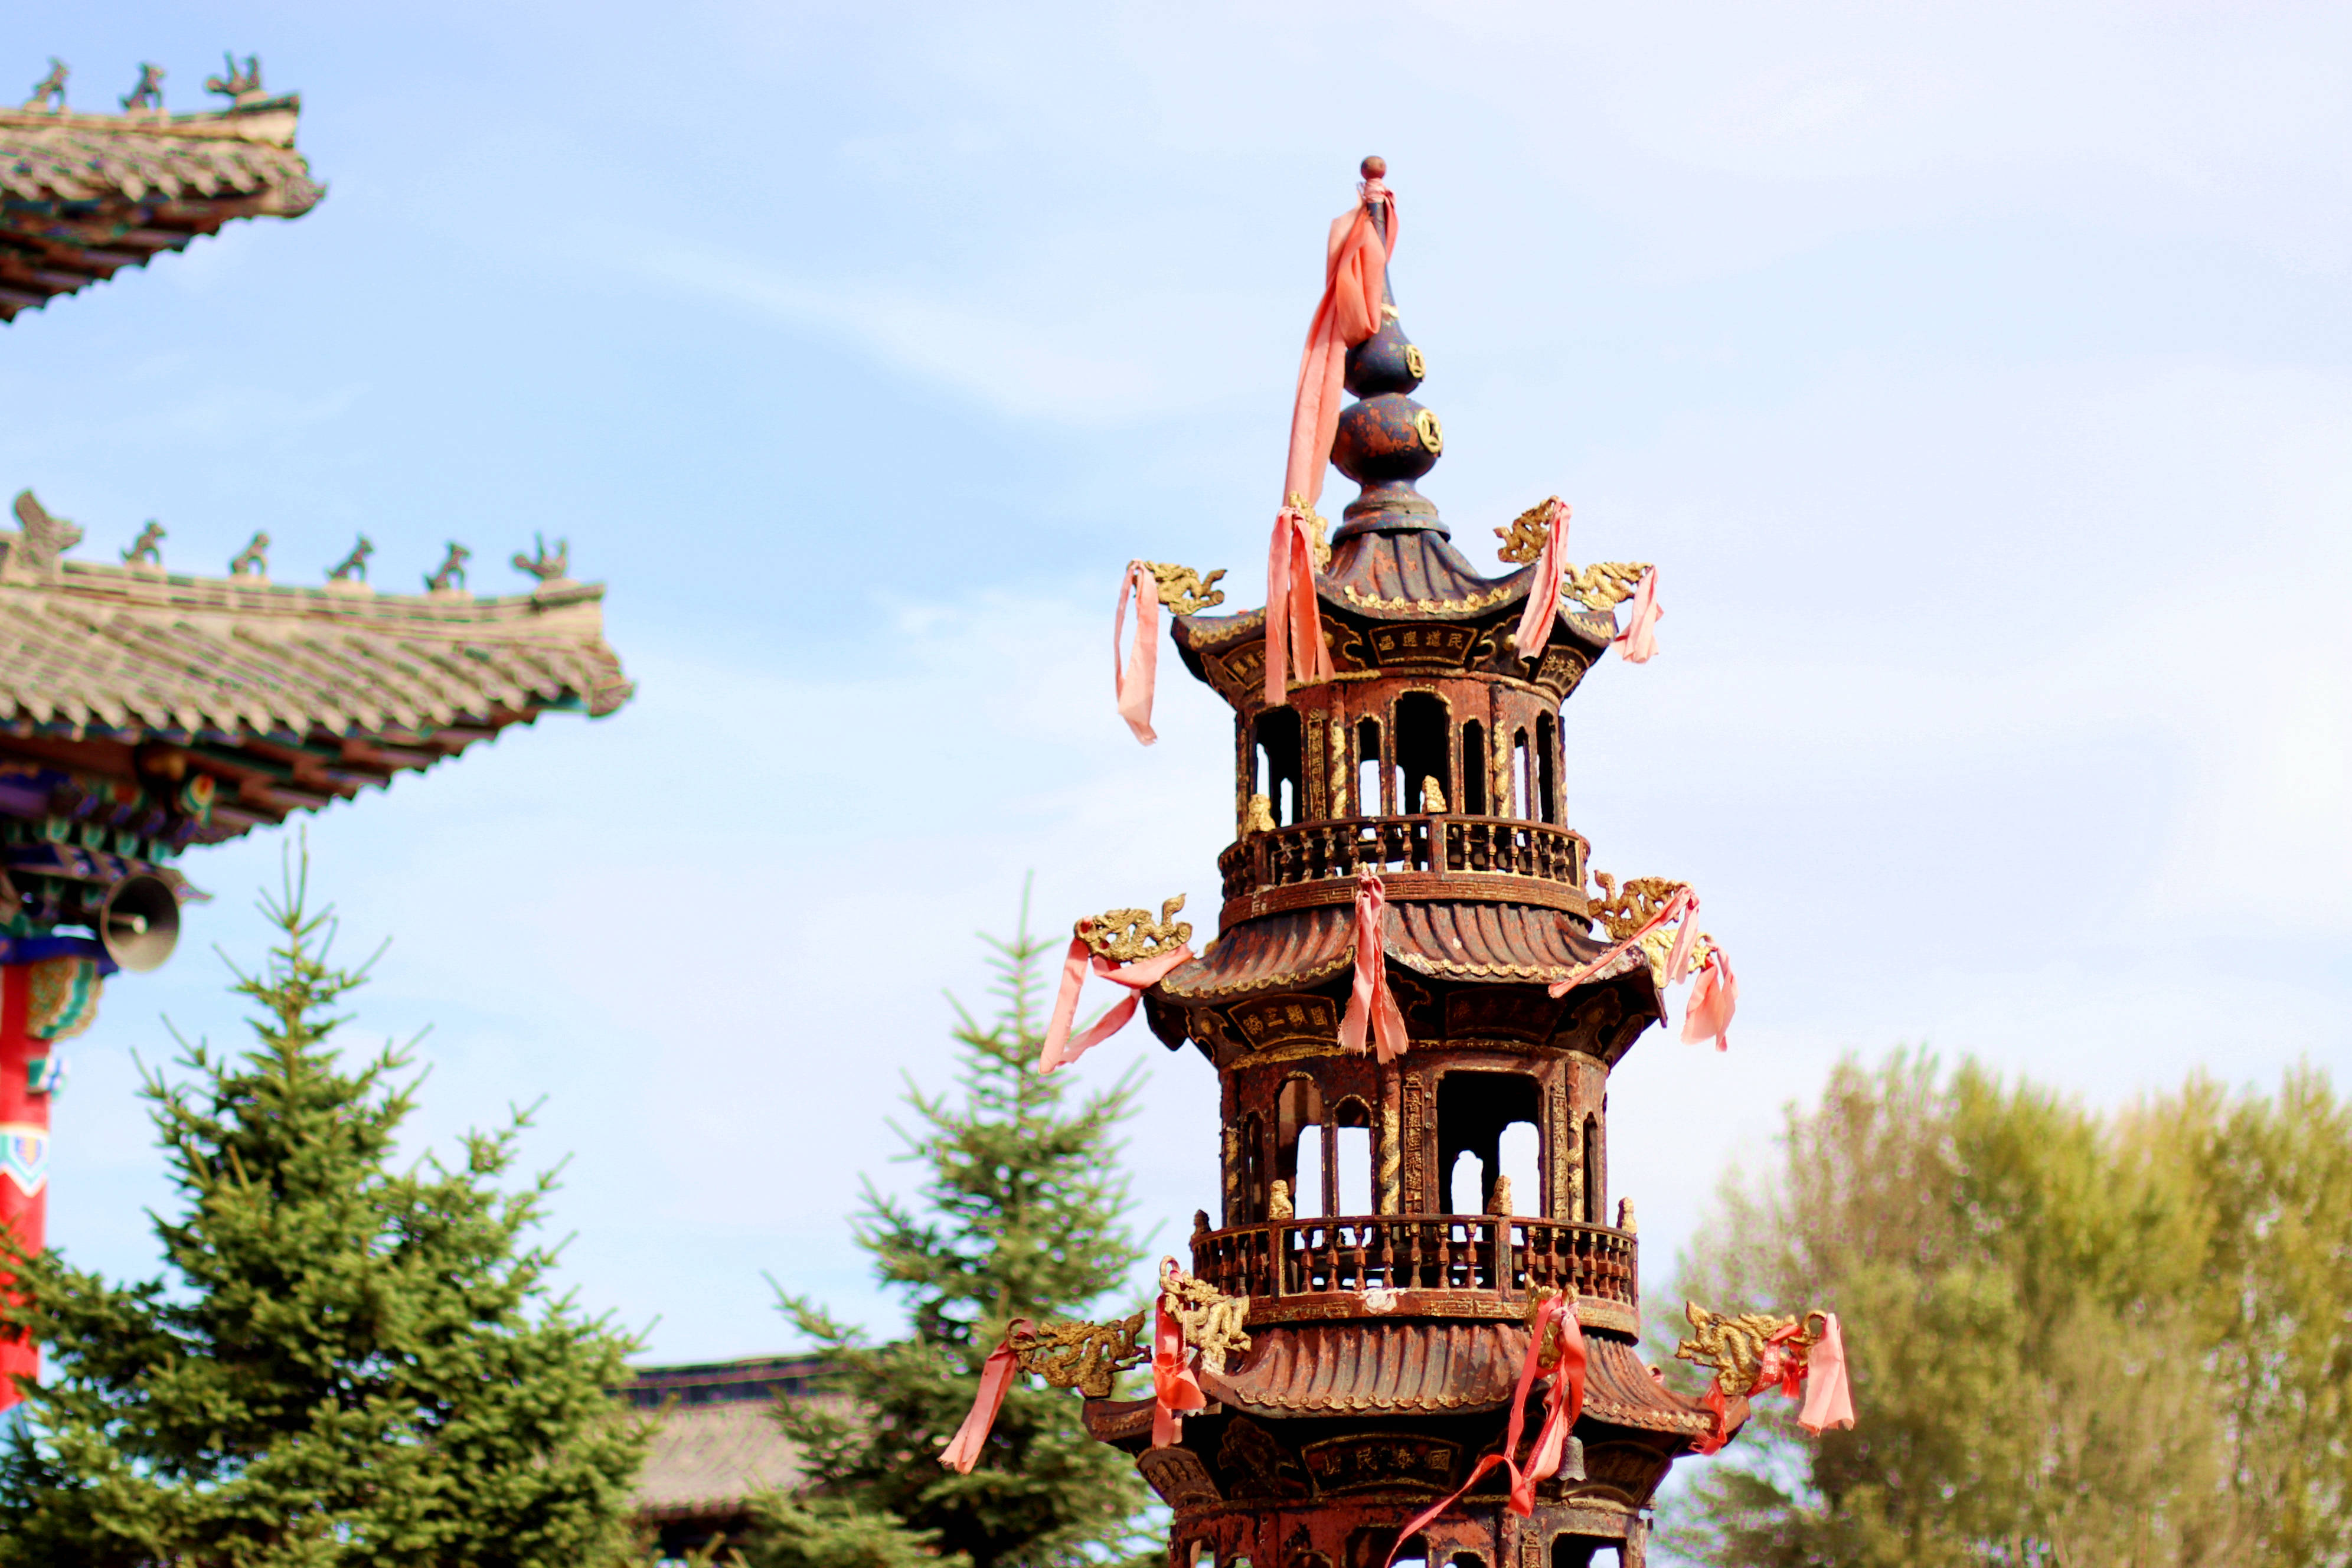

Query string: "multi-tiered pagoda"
[[962, 159, 1847, 1568]]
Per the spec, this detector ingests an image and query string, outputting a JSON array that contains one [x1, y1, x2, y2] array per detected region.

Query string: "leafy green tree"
[[1661, 1051, 2352, 1568], [752, 900, 1152, 1568], [0, 855, 649, 1567]]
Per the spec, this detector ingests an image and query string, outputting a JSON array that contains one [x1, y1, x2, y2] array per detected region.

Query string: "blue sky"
[[8, 0, 2351, 1436]]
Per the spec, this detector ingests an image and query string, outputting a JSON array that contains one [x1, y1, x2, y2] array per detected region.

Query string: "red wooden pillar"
[[0, 958, 98, 1410]]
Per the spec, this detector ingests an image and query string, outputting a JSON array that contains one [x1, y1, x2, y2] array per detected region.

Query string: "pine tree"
[[752, 899, 1152, 1568], [0, 852, 649, 1567]]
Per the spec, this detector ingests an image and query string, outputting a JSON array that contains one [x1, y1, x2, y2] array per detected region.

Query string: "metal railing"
[[1190, 1215, 1636, 1302], [1217, 816, 1588, 903]]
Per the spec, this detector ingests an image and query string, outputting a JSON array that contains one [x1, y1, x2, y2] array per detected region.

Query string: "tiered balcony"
[[1190, 1215, 1636, 1304], [1218, 815, 1590, 915]]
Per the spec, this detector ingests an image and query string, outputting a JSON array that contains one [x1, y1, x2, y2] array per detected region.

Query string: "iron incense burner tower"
[[1003, 161, 1824, 1568]]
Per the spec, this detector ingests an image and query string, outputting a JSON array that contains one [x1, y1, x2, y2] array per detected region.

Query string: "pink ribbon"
[[1797, 1312, 1856, 1434], [1384, 1293, 1585, 1568], [1151, 1260, 1207, 1448], [1550, 888, 1739, 1051], [1337, 868, 1407, 1063], [939, 1318, 1031, 1472], [1115, 561, 1160, 745], [1680, 948, 1737, 1052], [1546, 886, 1693, 1000], [1613, 567, 1661, 663], [1512, 498, 1572, 659], [1039, 935, 1196, 1074], [1264, 182, 1394, 708], [1264, 504, 1336, 708]]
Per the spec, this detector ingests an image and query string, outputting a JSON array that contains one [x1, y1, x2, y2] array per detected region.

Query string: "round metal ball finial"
[[1361, 154, 1386, 181]]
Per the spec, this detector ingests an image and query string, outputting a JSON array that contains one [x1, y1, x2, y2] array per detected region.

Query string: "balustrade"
[[1218, 815, 1589, 903], [1190, 1216, 1635, 1304]]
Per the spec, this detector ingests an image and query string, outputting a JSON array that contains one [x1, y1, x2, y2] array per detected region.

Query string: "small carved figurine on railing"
[[228, 531, 269, 579], [327, 535, 373, 583], [120, 63, 165, 113], [424, 541, 470, 593], [23, 58, 67, 113], [121, 522, 165, 567], [1142, 562, 1227, 616], [511, 533, 569, 583], [204, 53, 262, 104]]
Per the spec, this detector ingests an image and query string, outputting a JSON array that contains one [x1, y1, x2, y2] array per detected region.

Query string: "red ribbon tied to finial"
[[1151, 1257, 1207, 1448], [1039, 929, 1196, 1074], [1115, 560, 1160, 745], [1511, 498, 1572, 660], [939, 1318, 1031, 1473], [1264, 171, 1396, 708], [1383, 1292, 1587, 1568], [1337, 867, 1407, 1063]]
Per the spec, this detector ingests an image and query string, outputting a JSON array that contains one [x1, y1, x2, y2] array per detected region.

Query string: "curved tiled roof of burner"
[[1, 71, 322, 321], [1156, 902, 1651, 1000]]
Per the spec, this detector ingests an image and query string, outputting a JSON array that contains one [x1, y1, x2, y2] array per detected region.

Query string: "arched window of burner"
[[1536, 712, 1559, 822], [1255, 708, 1305, 826], [1581, 1112, 1603, 1226], [1393, 690, 1451, 815], [1237, 1112, 1266, 1224], [1459, 719, 1488, 814], [1436, 1070, 1544, 1216], [1512, 727, 1531, 820], [1277, 1076, 1325, 1217], [1552, 1534, 1623, 1568], [1332, 1095, 1374, 1216], [1357, 717, 1385, 816]]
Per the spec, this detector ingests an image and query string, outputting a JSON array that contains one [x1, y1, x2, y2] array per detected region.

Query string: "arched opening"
[[1459, 720, 1488, 814], [1437, 1071, 1543, 1216], [1496, 1122, 1540, 1214], [1239, 1112, 1265, 1224], [1255, 709, 1305, 826], [1552, 1536, 1611, 1568], [1536, 713, 1559, 822], [1277, 1077, 1324, 1218], [1332, 1096, 1374, 1216], [1394, 691, 1452, 814], [1512, 728, 1531, 819], [1357, 718, 1385, 816], [1581, 1113, 1603, 1225]]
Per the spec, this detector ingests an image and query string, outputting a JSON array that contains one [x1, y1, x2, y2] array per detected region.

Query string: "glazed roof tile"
[[0, 96, 321, 319], [635, 1399, 827, 1521], [0, 526, 631, 839]]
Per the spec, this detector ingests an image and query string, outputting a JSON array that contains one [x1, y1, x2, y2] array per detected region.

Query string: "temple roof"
[[0, 504, 630, 843], [1, 80, 322, 321]]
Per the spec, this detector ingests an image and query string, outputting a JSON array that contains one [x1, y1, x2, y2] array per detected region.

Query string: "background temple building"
[[625, 1355, 832, 1559], [0, 53, 634, 1412], [0, 55, 322, 321]]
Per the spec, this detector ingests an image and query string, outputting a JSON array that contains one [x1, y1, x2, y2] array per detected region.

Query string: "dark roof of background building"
[[628, 1355, 834, 1527]]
